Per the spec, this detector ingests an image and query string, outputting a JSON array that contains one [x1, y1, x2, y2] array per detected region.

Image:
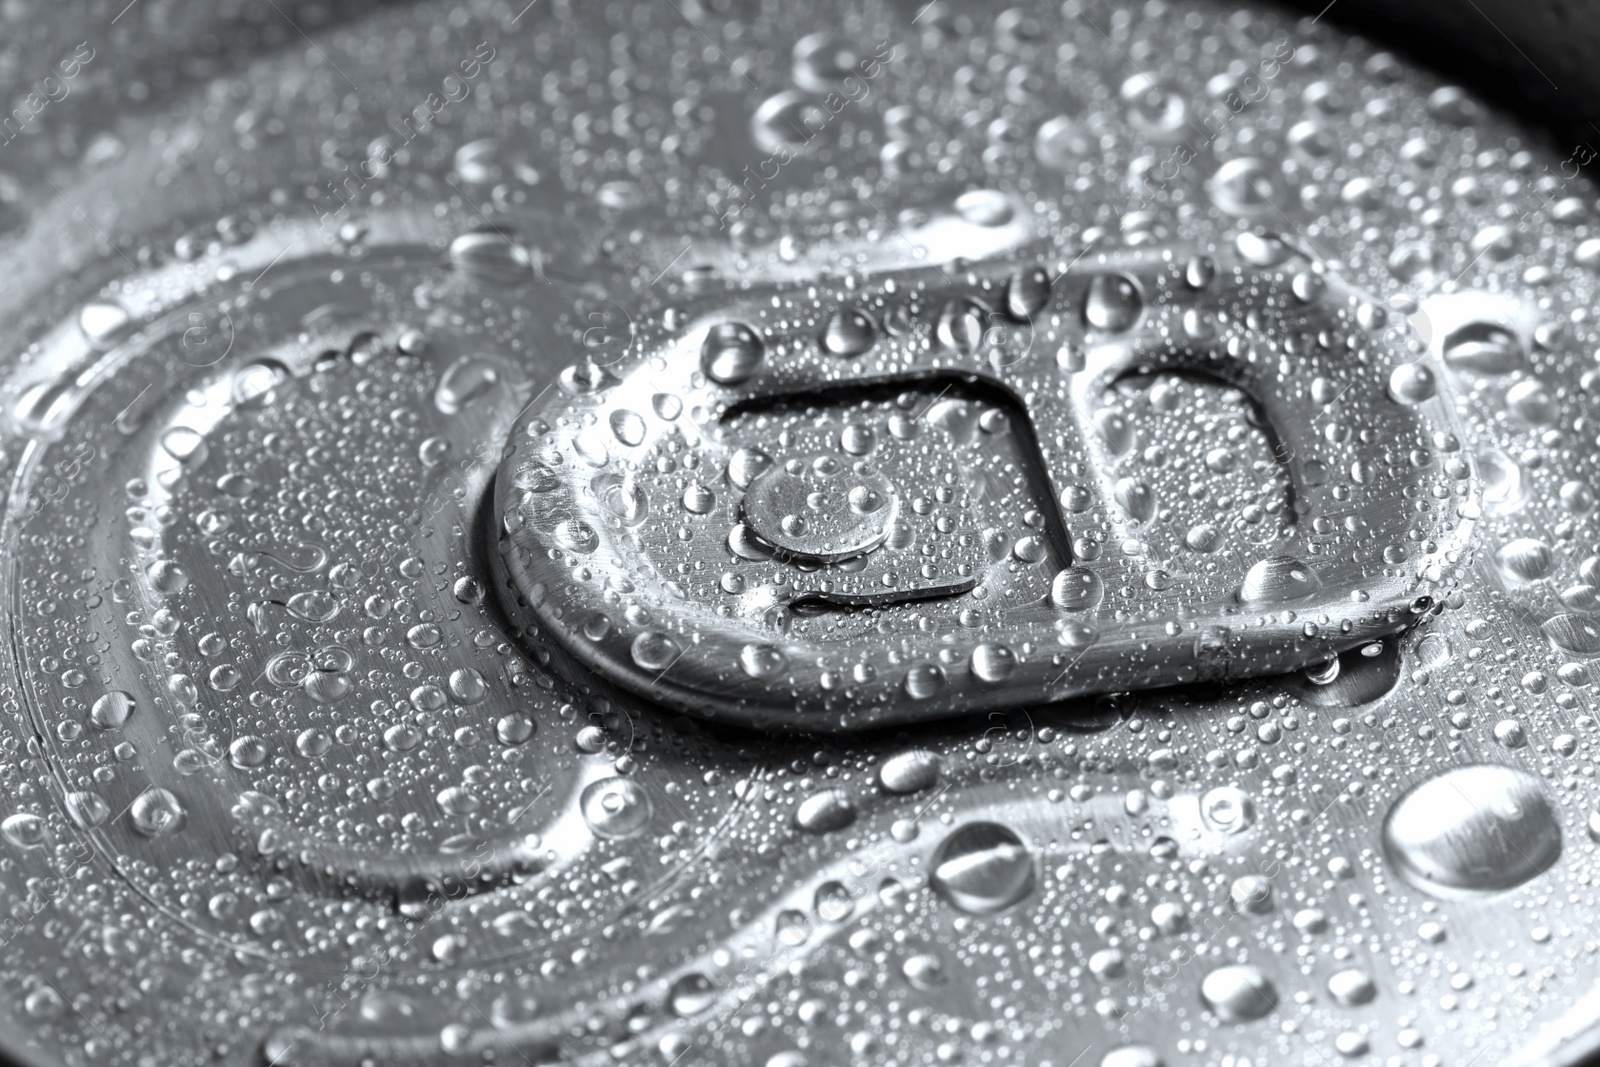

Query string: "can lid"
[[493, 237, 1477, 730]]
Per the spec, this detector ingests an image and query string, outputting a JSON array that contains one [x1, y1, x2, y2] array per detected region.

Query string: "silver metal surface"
[[493, 240, 1476, 729], [0, 1, 1597, 1066]]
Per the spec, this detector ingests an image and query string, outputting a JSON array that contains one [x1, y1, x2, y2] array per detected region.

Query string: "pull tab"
[[492, 236, 1478, 731]]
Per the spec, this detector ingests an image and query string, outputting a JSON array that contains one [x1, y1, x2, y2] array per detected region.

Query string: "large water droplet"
[[795, 789, 856, 833], [91, 691, 136, 729], [609, 409, 646, 447], [1442, 322, 1524, 375], [1120, 73, 1188, 141], [936, 298, 988, 354], [1, 813, 46, 849], [1495, 537, 1553, 583], [667, 973, 716, 1017], [821, 308, 876, 357], [1050, 566, 1104, 611], [1327, 969, 1377, 1007], [435, 356, 504, 414], [1388, 362, 1437, 405], [1542, 614, 1600, 654], [1100, 1048, 1163, 1067], [1382, 764, 1561, 897], [130, 787, 187, 837], [1207, 158, 1276, 216], [631, 631, 682, 672], [970, 643, 1017, 684], [1239, 557, 1321, 604], [902, 662, 946, 700], [1506, 379, 1558, 426], [449, 231, 536, 285], [1004, 266, 1051, 319], [1114, 477, 1156, 522], [701, 322, 765, 384], [929, 822, 1035, 914], [1035, 115, 1092, 168], [1199, 964, 1277, 1022], [1083, 273, 1142, 333], [579, 777, 652, 839], [880, 749, 941, 794], [64, 791, 110, 829], [738, 643, 787, 679]]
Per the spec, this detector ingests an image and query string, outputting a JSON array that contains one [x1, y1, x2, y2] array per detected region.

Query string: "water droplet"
[[1542, 614, 1600, 654], [681, 483, 715, 514], [954, 189, 1013, 226], [1327, 969, 1377, 1007], [929, 822, 1035, 914], [1084, 273, 1142, 332], [880, 749, 941, 794], [1199, 964, 1277, 1023], [609, 409, 646, 446], [739, 643, 787, 678], [667, 973, 716, 1017], [1442, 322, 1524, 375], [286, 590, 339, 622], [435, 356, 504, 414], [796, 789, 856, 833], [1382, 764, 1560, 897], [821, 308, 876, 357], [130, 787, 187, 837], [580, 777, 652, 839], [902, 662, 946, 700], [1427, 85, 1479, 125], [1051, 567, 1104, 611], [1239, 557, 1321, 604], [1035, 115, 1092, 168], [91, 691, 136, 729], [553, 520, 600, 554], [160, 426, 207, 465], [449, 231, 535, 285], [1506, 379, 1558, 426], [1101, 1048, 1163, 1067], [936, 298, 988, 354], [970, 643, 1017, 684], [1, 813, 45, 849], [1005, 267, 1051, 319], [1207, 158, 1276, 216], [1201, 786, 1256, 834], [1388, 362, 1437, 405], [78, 301, 132, 348], [65, 791, 110, 829], [1185, 523, 1223, 553], [902, 953, 947, 990], [631, 631, 682, 672], [652, 393, 682, 420], [1120, 73, 1188, 140], [702, 322, 765, 384], [1495, 537, 1553, 583], [1114, 478, 1156, 522], [751, 91, 832, 154]]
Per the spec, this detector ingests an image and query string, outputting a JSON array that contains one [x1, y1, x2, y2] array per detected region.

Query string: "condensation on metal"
[[0, 3, 1593, 1067]]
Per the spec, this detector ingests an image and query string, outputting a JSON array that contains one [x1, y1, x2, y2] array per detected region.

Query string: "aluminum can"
[[1, 2, 1599, 1066]]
